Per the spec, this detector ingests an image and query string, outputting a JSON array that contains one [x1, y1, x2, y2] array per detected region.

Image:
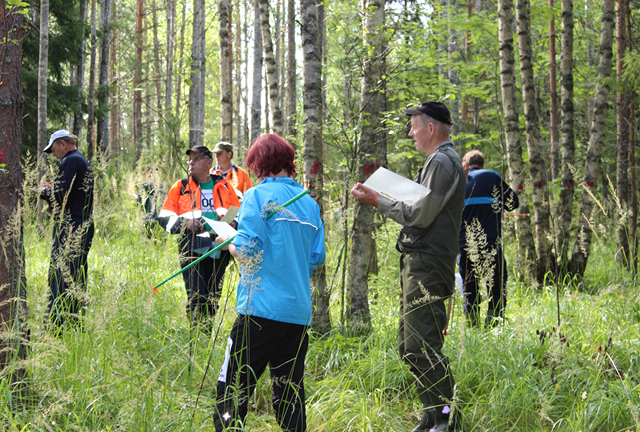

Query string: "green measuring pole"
[[152, 189, 310, 293]]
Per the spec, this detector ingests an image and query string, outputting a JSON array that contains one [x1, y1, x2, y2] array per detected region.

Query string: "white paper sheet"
[[202, 216, 238, 238], [363, 167, 430, 204]]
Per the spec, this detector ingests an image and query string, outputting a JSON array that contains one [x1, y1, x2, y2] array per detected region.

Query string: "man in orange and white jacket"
[[211, 142, 253, 200], [158, 145, 241, 326]]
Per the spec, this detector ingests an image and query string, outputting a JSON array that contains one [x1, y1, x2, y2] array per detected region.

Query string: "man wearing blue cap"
[[38, 130, 94, 330], [352, 101, 464, 432]]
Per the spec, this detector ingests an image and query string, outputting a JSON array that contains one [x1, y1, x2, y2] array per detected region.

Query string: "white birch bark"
[[219, 0, 233, 142], [189, 0, 206, 147], [259, 0, 283, 134]]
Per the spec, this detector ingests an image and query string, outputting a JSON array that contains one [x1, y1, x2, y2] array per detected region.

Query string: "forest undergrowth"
[[2, 166, 640, 432]]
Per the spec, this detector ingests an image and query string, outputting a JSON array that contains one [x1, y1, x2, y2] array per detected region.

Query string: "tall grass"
[[2, 165, 639, 431]]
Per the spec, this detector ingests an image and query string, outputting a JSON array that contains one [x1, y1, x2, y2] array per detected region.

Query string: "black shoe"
[[411, 408, 435, 432]]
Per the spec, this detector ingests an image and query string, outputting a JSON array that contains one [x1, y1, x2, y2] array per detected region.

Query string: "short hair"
[[414, 113, 451, 136], [59, 135, 78, 147], [245, 134, 297, 178], [463, 150, 484, 167]]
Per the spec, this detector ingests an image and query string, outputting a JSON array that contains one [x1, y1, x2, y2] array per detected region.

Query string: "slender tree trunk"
[[109, 0, 118, 155], [165, 0, 175, 117], [556, 0, 575, 274], [250, 0, 263, 141], [498, 0, 537, 279], [87, 0, 98, 160], [0, 0, 28, 383], [151, 0, 163, 131], [347, 0, 385, 331], [97, 0, 111, 154], [301, 0, 329, 334], [516, 0, 553, 281], [549, 0, 559, 179], [95, 0, 110, 155], [134, 0, 144, 160], [175, 0, 186, 142], [447, 0, 460, 147], [36, 0, 49, 233], [189, 0, 206, 147], [259, 0, 283, 134], [285, 0, 296, 144], [219, 0, 233, 142], [569, 0, 615, 276], [616, 0, 630, 268], [73, 0, 88, 137]]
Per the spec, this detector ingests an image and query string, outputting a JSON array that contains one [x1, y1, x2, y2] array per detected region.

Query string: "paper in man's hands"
[[202, 216, 237, 238], [363, 167, 430, 203]]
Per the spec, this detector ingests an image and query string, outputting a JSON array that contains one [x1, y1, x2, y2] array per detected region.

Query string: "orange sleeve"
[[161, 179, 183, 213]]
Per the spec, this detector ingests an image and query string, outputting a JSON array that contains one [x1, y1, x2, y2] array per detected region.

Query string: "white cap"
[[44, 129, 73, 153]]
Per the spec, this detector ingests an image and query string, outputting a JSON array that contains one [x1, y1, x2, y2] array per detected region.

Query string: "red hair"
[[245, 134, 297, 179]]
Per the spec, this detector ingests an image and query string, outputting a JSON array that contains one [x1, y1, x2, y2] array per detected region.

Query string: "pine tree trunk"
[[498, 0, 537, 280], [134, 0, 144, 160], [87, 0, 98, 160], [616, 0, 630, 268], [569, 0, 615, 277], [250, 0, 263, 141], [97, 0, 111, 154], [0, 0, 28, 381], [109, 0, 118, 154], [189, 0, 206, 147], [516, 0, 553, 282], [549, 0, 559, 179], [285, 0, 296, 143], [73, 0, 88, 138], [347, 0, 385, 332], [301, 0, 330, 335], [259, 0, 283, 134], [556, 0, 575, 274], [219, 0, 233, 142]]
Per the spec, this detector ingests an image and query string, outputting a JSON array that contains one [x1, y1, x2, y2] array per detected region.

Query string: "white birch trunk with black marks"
[[73, 0, 88, 137], [259, 0, 283, 134], [250, 0, 263, 141], [189, 0, 206, 147], [219, 0, 233, 142], [285, 0, 296, 143]]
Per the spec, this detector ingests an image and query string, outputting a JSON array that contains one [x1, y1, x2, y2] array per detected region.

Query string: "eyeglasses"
[[187, 157, 210, 164]]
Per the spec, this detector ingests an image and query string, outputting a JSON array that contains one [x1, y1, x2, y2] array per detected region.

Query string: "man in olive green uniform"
[[351, 101, 465, 432]]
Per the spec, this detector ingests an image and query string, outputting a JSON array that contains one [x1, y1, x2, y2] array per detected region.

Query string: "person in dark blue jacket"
[[38, 130, 94, 330], [459, 150, 518, 328]]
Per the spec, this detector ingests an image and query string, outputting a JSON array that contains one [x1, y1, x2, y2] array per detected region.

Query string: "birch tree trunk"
[[97, 0, 111, 154], [516, 0, 553, 281], [165, 0, 175, 117], [301, 0, 330, 334], [250, 0, 263, 142], [189, 0, 206, 147], [73, 0, 88, 138], [498, 0, 537, 279], [37, 0, 49, 190], [616, 0, 630, 268], [134, 0, 144, 160], [151, 0, 164, 130], [0, 0, 28, 381], [259, 0, 283, 134], [175, 0, 186, 141], [556, 0, 575, 274], [347, 0, 385, 331], [219, 0, 233, 142], [569, 0, 615, 276], [549, 0, 559, 179], [87, 0, 98, 160], [285, 0, 296, 143]]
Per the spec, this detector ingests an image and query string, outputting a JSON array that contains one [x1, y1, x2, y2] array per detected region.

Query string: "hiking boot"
[[411, 408, 435, 432]]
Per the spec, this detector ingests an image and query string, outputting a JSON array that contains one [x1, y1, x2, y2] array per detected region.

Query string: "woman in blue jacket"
[[213, 134, 326, 432]]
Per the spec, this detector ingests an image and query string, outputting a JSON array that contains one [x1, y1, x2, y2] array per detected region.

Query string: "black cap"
[[186, 145, 213, 159], [403, 101, 453, 126]]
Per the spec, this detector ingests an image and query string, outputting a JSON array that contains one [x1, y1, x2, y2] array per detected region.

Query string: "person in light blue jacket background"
[[213, 134, 325, 432]]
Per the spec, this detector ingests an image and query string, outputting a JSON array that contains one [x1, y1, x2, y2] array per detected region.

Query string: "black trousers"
[[459, 242, 507, 322], [399, 252, 456, 412], [180, 249, 231, 323], [48, 220, 94, 328], [214, 315, 308, 432]]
